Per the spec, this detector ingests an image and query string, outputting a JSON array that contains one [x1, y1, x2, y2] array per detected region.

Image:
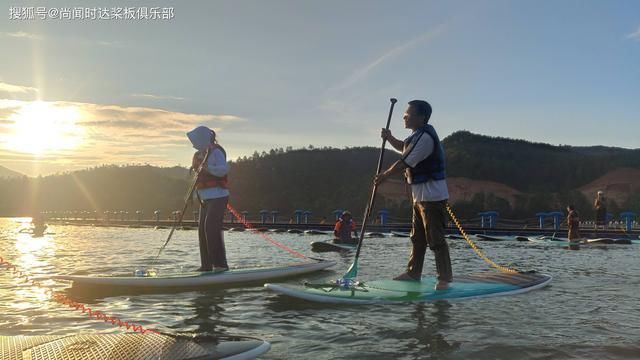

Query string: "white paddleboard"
[[57, 260, 335, 288], [0, 333, 270, 360]]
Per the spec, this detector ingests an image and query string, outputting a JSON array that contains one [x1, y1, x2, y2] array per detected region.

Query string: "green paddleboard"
[[265, 271, 551, 304]]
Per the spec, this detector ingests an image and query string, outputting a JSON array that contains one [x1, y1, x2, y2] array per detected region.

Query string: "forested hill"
[[0, 132, 638, 218], [0, 165, 192, 217], [227, 147, 401, 216], [443, 131, 640, 192], [0, 165, 23, 179], [0, 148, 402, 217]]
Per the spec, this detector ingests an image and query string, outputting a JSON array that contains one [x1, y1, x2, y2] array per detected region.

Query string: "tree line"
[[1, 131, 638, 221]]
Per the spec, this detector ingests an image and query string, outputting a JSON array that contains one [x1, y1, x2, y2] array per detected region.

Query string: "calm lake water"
[[1, 217, 639, 359]]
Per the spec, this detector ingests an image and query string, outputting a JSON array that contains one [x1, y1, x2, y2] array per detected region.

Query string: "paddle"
[[151, 147, 212, 265], [342, 98, 397, 280]]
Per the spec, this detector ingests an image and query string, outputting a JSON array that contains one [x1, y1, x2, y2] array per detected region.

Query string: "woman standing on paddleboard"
[[187, 126, 230, 272]]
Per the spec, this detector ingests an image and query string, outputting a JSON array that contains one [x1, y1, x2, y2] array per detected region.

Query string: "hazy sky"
[[1, 0, 639, 176]]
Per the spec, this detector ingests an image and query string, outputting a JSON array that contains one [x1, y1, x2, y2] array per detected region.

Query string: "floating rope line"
[[446, 205, 519, 274], [0, 255, 158, 334], [226, 203, 308, 259]]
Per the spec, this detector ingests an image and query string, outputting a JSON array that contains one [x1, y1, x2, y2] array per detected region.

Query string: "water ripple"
[[0, 219, 638, 359]]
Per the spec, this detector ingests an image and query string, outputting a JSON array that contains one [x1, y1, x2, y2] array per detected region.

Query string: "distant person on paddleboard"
[[375, 100, 452, 290], [594, 191, 607, 232], [31, 213, 47, 237], [187, 126, 229, 272], [567, 205, 581, 250], [334, 211, 358, 244]]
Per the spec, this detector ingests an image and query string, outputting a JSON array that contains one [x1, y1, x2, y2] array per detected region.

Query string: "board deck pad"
[[57, 260, 335, 288], [265, 271, 552, 304], [0, 333, 270, 360]]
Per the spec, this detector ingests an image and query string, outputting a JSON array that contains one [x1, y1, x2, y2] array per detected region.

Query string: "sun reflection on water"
[[9, 231, 57, 312], [15, 233, 53, 254]]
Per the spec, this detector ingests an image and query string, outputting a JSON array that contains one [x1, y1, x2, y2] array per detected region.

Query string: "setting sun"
[[6, 101, 85, 155]]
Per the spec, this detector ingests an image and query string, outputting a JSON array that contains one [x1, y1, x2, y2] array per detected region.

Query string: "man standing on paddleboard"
[[374, 100, 452, 290]]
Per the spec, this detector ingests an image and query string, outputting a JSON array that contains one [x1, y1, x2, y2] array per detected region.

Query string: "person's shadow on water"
[[374, 301, 460, 360], [176, 290, 232, 338], [409, 301, 460, 359]]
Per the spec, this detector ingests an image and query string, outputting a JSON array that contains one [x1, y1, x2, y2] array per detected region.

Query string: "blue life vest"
[[403, 124, 446, 184]]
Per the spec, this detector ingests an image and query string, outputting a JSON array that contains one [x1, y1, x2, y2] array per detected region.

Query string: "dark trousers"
[[198, 197, 229, 270], [407, 200, 453, 282]]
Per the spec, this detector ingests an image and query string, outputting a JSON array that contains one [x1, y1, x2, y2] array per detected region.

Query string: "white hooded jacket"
[[186, 126, 230, 200]]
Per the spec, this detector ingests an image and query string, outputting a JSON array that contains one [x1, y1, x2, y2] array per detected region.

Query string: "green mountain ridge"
[[444, 131, 640, 192], [0, 165, 24, 179], [0, 131, 638, 219]]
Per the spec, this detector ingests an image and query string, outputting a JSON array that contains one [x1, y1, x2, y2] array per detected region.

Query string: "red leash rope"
[[226, 203, 308, 259], [0, 255, 158, 334]]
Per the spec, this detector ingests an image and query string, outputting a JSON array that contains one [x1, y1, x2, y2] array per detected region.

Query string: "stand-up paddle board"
[[265, 271, 551, 304], [304, 229, 331, 235], [0, 333, 270, 360], [527, 237, 633, 246], [446, 234, 482, 241], [57, 259, 335, 288], [586, 238, 632, 245], [365, 232, 386, 238], [477, 234, 517, 241], [526, 236, 569, 244], [391, 231, 410, 238], [310, 240, 356, 252]]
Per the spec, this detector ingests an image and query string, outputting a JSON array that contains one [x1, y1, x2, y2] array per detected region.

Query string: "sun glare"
[[6, 101, 85, 154]]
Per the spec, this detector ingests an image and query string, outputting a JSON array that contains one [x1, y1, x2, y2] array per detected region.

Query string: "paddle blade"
[[342, 258, 359, 279]]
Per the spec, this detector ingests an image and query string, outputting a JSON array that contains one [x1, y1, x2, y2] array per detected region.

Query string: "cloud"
[[627, 26, 640, 41], [75, 104, 244, 132], [0, 82, 39, 95], [0, 31, 43, 40], [0, 99, 247, 171], [327, 25, 446, 93], [97, 40, 123, 47], [131, 93, 185, 101]]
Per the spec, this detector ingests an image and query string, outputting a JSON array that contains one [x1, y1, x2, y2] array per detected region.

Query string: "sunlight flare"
[[5, 101, 85, 154]]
